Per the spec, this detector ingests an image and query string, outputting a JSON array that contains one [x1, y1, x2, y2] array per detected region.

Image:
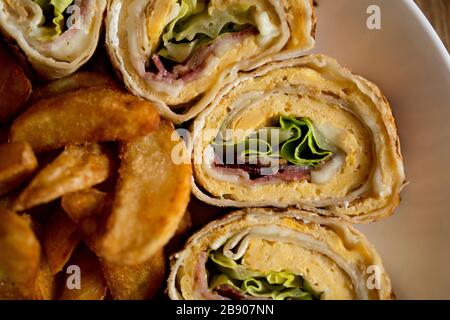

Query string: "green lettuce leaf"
[[171, 5, 254, 42], [213, 116, 333, 167], [208, 250, 322, 300], [158, 0, 256, 62], [279, 116, 333, 166], [33, 0, 73, 40]]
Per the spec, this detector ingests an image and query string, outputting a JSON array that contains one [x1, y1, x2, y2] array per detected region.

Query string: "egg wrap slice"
[[105, 0, 316, 123], [191, 54, 405, 223], [0, 0, 107, 79], [167, 208, 394, 300]]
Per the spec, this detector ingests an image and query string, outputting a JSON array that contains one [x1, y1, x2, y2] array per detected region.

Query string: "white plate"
[[310, 0, 450, 299]]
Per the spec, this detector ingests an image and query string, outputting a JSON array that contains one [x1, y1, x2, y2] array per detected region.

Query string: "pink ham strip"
[[151, 55, 176, 79], [213, 164, 311, 185], [215, 285, 271, 300], [193, 252, 229, 300], [145, 28, 257, 84]]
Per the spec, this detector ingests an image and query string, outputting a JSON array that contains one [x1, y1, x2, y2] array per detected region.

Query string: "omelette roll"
[[192, 54, 405, 223], [0, 0, 107, 79], [168, 208, 393, 300], [106, 0, 316, 123]]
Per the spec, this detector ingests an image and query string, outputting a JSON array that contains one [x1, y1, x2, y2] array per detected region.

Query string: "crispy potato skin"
[[12, 143, 113, 212], [98, 122, 192, 265], [0, 44, 31, 123], [43, 208, 81, 275], [10, 87, 160, 152], [0, 141, 38, 196], [0, 209, 41, 298], [59, 247, 108, 300], [100, 249, 166, 300]]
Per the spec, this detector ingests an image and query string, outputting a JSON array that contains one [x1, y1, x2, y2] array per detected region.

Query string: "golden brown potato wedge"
[[100, 249, 165, 300], [61, 189, 109, 224], [0, 208, 40, 298], [0, 142, 38, 196], [61, 188, 111, 253], [12, 144, 113, 212], [10, 87, 160, 152], [43, 208, 81, 275], [0, 44, 32, 123], [29, 72, 119, 105], [98, 122, 191, 265], [59, 247, 107, 300], [32, 256, 57, 300]]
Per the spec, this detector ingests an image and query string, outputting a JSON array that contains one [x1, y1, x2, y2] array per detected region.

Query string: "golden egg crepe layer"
[[168, 208, 393, 300], [0, 0, 107, 79], [191, 54, 405, 223], [105, 0, 316, 123]]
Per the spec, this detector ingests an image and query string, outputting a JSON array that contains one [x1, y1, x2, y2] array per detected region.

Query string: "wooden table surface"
[[415, 0, 449, 50]]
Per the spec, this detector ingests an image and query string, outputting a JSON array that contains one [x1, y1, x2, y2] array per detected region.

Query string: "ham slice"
[[147, 28, 257, 83], [214, 162, 311, 183], [193, 253, 229, 300]]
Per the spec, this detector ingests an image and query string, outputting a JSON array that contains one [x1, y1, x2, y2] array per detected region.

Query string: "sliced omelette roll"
[[106, 0, 316, 123], [0, 0, 107, 79], [192, 54, 405, 223], [168, 208, 393, 300]]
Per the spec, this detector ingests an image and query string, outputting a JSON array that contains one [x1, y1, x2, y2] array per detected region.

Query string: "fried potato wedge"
[[60, 247, 107, 300], [0, 142, 38, 196], [98, 122, 191, 264], [100, 249, 165, 300], [0, 209, 40, 297], [10, 87, 160, 152], [29, 72, 119, 105], [32, 256, 57, 300], [0, 44, 32, 123], [61, 188, 111, 252], [12, 144, 113, 212], [61, 189, 109, 224], [43, 208, 81, 275]]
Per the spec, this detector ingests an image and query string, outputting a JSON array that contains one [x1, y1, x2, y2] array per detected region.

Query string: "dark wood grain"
[[415, 0, 450, 50]]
